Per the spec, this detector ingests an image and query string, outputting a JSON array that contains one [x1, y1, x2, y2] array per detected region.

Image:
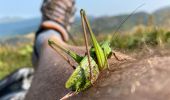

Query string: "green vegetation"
[[111, 27, 170, 50], [1, 27, 170, 80], [0, 44, 32, 79], [70, 27, 170, 50]]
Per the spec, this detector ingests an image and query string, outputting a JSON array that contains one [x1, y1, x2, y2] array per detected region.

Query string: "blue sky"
[[0, 0, 170, 18]]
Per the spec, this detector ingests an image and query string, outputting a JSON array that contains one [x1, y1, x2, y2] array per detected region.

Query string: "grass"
[[0, 27, 170, 80], [0, 43, 33, 79], [70, 27, 170, 51], [110, 27, 170, 50]]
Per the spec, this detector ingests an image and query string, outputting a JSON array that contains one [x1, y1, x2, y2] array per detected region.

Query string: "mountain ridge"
[[0, 6, 170, 39]]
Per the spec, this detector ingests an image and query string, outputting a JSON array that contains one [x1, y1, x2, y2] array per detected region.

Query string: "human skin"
[[25, 35, 170, 100], [25, 36, 86, 100]]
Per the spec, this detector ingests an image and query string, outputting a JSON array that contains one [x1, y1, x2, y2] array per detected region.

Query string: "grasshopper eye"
[[80, 9, 84, 14]]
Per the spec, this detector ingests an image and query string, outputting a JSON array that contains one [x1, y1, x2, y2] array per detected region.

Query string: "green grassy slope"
[[0, 44, 33, 79]]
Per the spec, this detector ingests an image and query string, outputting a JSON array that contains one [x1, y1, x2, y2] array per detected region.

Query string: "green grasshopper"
[[48, 4, 143, 99], [48, 9, 113, 99]]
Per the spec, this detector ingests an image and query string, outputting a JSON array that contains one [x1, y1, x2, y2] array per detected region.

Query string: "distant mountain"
[[0, 18, 41, 40], [71, 6, 170, 34], [0, 5, 170, 40], [71, 12, 149, 34], [91, 12, 148, 33], [153, 6, 170, 26], [0, 17, 23, 24]]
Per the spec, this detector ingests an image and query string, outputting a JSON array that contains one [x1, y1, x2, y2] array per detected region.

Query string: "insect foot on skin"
[[48, 9, 118, 100]]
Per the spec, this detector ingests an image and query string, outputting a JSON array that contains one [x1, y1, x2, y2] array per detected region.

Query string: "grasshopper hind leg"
[[80, 9, 93, 84]]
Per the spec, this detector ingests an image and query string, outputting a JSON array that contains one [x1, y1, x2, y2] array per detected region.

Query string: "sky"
[[0, 0, 170, 18]]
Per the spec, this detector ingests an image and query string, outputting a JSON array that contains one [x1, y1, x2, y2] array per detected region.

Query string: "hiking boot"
[[37, 0, 76, 41], [33, 0, 76, 66]]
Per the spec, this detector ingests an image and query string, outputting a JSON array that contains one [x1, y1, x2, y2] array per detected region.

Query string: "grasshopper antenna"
[[80, 9, 93, 83], [111, 3, 145, 41]]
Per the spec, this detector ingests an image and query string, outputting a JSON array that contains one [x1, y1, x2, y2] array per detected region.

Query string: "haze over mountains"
[[0, 6, 170, 39], [0, 18, 41, 39]]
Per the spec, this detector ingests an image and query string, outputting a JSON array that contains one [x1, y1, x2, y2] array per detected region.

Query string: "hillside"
[[71, 6, 170, 34], [153, 6, 170, 26]]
